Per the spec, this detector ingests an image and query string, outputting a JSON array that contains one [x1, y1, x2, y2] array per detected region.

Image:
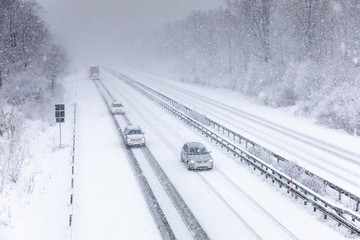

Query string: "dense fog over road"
[[37, 0, 223, 65]]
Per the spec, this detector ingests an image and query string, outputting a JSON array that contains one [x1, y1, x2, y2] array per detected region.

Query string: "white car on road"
[[123, 125, 145, 148]]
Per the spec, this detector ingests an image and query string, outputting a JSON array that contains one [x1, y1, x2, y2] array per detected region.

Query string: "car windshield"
[[188, 147, 209, 155], [127, 129, 142, 135], [112, 104, 122, 107]]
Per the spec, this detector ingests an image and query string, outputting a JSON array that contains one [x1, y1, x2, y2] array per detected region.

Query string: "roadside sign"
[[55, 104, 65, 147], [55, 104, 65, 123]]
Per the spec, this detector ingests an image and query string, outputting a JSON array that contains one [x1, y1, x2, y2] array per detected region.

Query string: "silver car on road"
[[181, 142, 213, 170], [123, 125, 145, 148], [111, 102, 125, 115]]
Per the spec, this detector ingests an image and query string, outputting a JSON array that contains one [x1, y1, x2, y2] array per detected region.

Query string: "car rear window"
[[112, 104, 123, 107], [128, 129, 142, 135], [189, 147, 209, 155]]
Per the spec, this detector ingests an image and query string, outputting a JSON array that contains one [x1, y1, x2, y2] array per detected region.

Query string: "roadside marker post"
[[291, 174, 293, 198]]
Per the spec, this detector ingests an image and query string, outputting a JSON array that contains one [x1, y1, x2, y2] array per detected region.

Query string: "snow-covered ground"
[[0, 67, 358, 239], [0, 104, 72, 239]]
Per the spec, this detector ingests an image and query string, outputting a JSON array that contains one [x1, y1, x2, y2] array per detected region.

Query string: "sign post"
[[55, 104, 65, 148]]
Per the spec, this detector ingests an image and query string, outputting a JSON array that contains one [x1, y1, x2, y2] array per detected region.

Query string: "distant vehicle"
[[181, 142, 213, 170], [123, 125, 145, 148], [89, 66, 100, 79], [111, 102, 125, 115]]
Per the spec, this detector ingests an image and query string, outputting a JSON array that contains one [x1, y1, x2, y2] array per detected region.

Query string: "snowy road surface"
[[8, 68, 351, 239], [68, 74, 160, 240], [86, 69, 349, 239]]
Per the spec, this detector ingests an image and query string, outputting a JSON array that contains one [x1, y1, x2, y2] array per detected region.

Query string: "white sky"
[[36, 0, 224, 66]]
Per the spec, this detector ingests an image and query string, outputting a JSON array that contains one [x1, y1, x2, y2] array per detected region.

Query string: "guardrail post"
[[69, 214, 72, 226], [70, 194, 73, 205], [356, 201, 359, 212], [339, 191, 342, 201]]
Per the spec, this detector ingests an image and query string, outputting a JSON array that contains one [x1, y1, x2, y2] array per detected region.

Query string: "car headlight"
[[126, 138, 131, 143], [141, 137, 145, 143], [209, 159, 213, 163], [190, 160, 195, 164]]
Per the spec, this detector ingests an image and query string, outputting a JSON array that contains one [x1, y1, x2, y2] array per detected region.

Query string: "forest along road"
[[97, 70, 348, 240], [113, 68, 360, 198]]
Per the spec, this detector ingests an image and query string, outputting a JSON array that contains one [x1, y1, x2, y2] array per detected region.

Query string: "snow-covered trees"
[[0, 0, 68, 188], [0, 0, 68, 101], [145, 0, 360, 134]]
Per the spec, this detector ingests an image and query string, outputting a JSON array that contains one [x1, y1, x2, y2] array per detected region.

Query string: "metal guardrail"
[[110, 70, 360, 213], [105, 69, 360, 235]]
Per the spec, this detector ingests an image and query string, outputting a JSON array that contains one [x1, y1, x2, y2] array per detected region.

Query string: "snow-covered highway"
[[113, 68, 360, 202], [88, 69, 350, 239]]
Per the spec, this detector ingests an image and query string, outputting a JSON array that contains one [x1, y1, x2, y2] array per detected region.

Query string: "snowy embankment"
[[0, 70, 160, 240], [0, 108, 72, 239]]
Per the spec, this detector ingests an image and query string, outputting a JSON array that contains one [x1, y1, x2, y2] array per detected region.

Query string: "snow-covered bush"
[[0, 107, 25, 182], [2, 71, 54, 121], [5, 138, 28, 183], [274, 158, 326, 194], [314, 80, 360, 133], [299, 174, 326, 195]]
